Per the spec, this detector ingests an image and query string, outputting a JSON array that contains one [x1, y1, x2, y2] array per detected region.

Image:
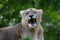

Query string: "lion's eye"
[[26, 12, 28, 14], [34, 11, 36, 13]]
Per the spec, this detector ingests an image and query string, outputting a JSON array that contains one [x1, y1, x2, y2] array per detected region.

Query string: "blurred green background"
[[0, 0, 60, 40]]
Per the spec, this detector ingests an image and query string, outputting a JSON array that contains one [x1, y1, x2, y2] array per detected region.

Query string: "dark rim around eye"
[[26, 12, 28, 14], [34, 11, 36, 13]]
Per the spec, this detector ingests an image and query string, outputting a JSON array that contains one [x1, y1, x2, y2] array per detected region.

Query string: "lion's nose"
[[29, 15, 33, 18]]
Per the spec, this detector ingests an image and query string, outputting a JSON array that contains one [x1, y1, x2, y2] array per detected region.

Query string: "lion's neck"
[[15, 22, 39, 38]]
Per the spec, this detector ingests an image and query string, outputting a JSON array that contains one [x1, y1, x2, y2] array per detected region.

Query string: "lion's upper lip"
[[28, 18, 36, 24]]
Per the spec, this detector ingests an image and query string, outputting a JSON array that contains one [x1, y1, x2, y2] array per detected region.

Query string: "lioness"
[[0, 8, 44, 40]]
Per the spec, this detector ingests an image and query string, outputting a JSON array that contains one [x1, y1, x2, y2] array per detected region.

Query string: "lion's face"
[[20, 8, 43, 28]]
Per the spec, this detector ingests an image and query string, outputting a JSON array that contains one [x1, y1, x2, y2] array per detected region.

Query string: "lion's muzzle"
[[28, 15, 37, 28]]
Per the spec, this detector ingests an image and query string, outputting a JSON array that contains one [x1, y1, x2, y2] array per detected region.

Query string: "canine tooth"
[[28, 24, 32, 27], [28, 17, 31, 19], [33, 16, 36, 18], [34, 23, 37, 27]]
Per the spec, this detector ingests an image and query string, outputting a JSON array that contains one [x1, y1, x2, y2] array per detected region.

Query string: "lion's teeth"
[[28, 24, 32, 27], [34, 23, 37, 27], [28, 23, 37, 28], [28, 17, 31, 19], [33, 16, 36, 18]]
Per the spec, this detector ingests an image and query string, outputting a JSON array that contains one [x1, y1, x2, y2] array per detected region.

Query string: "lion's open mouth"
[[28, 18, 37, 28], [28, 18, 36, 24]]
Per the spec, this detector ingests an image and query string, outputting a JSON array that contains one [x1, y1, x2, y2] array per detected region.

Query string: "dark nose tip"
[[29, 15, 33, 18]]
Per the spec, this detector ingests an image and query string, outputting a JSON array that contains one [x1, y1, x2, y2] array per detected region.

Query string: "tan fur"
[[0, 8, 44, 40], [0, 27, 12, 31], [20, 8, 44, 40]]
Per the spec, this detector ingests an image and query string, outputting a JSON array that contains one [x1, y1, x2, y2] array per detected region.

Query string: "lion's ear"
[[20, 10, 25, 16], [37, 9, 43, 15]]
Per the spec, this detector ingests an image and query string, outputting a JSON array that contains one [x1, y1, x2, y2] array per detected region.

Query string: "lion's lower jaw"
[[28, 23, 37, 28]]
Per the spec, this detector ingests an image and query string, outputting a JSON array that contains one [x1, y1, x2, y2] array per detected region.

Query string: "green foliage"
[[0, 0, 60, 40], [22, 37, 30, 40]]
